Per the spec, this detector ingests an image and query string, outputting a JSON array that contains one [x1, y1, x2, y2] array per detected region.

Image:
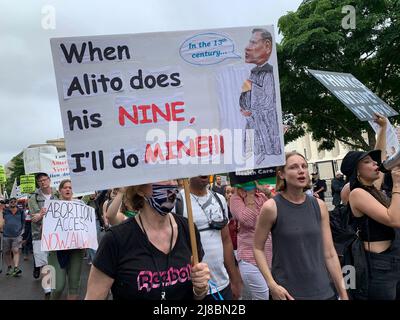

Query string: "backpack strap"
[[175, 190, 228, 231], [175, 192, 184, 216], [209, 190, 226, 219]]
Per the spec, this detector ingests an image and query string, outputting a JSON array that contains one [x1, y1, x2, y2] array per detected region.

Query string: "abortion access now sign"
[[41, 200, 98, 251], [308, 69, 398, 121], [50, 26, 285, 192]]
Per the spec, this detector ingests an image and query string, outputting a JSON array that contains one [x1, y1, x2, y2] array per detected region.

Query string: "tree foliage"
[[278, 0, 400, 151], [5, 154, 25, 195]]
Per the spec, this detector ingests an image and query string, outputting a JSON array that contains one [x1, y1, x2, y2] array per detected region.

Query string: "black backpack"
[[329, 204, 357, 266]]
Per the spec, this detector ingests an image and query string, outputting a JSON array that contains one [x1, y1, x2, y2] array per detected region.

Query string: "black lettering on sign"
[[67, 110, 102, 131], [129, 69, 181, 90], [60, 41, 131, 63], [112, 149, 139, 169]]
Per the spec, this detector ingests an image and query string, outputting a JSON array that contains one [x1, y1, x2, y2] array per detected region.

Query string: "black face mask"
[[145, 184, 179, 216]]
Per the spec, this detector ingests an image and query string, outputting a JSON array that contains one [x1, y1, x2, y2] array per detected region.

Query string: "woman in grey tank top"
[[254, 152, 348, 300]]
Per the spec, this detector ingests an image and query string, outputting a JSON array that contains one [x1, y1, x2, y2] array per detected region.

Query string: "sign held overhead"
[[308, 69, 398, 121]]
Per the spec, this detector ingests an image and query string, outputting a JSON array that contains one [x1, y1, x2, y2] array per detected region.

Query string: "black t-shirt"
[[313, 179, 327, 200], [212, 184, 226, 196], [93, 213, 204, 300]]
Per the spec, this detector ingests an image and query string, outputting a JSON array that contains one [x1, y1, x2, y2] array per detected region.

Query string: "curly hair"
[[120, 185, 146, 212]]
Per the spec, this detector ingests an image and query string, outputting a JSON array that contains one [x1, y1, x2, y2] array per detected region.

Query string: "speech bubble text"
[[179, 32, 241, 66]]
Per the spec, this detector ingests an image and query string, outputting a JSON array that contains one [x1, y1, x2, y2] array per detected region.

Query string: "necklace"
[[138, 213, 174, 300]]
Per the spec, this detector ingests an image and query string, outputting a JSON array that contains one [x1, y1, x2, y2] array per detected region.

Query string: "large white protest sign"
[[50, 26, 285, 192], [23, 146, 58, 173], [41, 199, 98, 251], [24, 149, 70, 188]]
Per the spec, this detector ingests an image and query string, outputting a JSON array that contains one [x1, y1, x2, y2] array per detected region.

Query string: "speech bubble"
[[179, 32, 241, 66]]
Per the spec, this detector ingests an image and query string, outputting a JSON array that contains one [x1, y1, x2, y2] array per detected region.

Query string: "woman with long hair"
[[341, 115, 400, 299], [85, 181, 210, 300], [254, 152, 348, 300]]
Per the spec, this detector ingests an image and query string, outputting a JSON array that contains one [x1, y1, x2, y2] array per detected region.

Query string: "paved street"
[[0, 251, 91, 300]]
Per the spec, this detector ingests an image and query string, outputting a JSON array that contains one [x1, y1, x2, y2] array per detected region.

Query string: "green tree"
[[278, 0, 400, 151], [5, 154, 25, 195]]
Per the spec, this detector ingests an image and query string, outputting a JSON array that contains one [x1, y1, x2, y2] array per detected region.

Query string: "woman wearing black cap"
[[341, 115, 400, 300]]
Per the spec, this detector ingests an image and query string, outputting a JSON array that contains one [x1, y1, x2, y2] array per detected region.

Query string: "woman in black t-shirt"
[[85, 181, 210, 300]]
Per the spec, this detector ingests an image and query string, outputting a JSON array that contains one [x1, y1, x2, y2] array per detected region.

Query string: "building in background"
[[285, 133, 351, 180], [4, 138, 66, 178]]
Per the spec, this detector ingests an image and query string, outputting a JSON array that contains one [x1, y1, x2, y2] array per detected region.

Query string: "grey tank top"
[[271, 193, 335, 300]]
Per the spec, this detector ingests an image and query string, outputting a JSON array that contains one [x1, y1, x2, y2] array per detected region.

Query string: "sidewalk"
[[0, 252, 91, 300]]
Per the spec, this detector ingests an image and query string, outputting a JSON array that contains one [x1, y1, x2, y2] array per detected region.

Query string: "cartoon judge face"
[[245, 30, 272, 65]]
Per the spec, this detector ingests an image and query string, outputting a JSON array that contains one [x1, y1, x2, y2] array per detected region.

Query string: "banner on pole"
[[0, 165, 6, 184], [50, 26, 286, 192], [24, 151, 71, 188], [19, 175, 36, 194], [10, 178, 22, 199]]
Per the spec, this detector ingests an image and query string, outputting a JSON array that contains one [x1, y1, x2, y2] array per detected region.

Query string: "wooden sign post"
[[182, 178, 198, 264]]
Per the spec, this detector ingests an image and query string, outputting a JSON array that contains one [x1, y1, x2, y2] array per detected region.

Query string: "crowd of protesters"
[[1, 113, 400, 300]]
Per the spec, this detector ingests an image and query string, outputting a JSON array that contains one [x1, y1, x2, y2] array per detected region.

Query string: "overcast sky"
[[0, 0, 302, 165]]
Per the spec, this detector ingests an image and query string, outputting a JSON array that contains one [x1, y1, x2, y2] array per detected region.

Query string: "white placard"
[[41, 199, 98, 251], [51, 26, 285, 192], [369, 120, 400, 157]]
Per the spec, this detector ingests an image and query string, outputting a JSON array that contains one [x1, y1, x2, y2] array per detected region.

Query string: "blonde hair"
[[121, 185, 146, 212], [58, 179, 71, 191], [276, 152, 307, 192]]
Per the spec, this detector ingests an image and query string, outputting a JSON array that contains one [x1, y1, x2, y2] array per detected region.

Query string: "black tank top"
[[352, 215, 395, 242], [351, 187, 395, 242]]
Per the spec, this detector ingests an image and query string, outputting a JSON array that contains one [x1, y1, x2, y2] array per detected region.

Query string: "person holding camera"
[[230, 182, 272, 300], [177, 176, 242, 300]]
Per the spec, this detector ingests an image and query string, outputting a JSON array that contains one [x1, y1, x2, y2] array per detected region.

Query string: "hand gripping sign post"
[[50, 26, 285, 264]]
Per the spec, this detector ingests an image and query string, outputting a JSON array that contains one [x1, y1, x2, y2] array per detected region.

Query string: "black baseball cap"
[[340, 150, 381, 190], [36, 172, 49, 180]]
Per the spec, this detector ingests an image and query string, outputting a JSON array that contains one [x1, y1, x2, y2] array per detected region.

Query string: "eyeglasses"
[[37, 178, 49, 183]]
